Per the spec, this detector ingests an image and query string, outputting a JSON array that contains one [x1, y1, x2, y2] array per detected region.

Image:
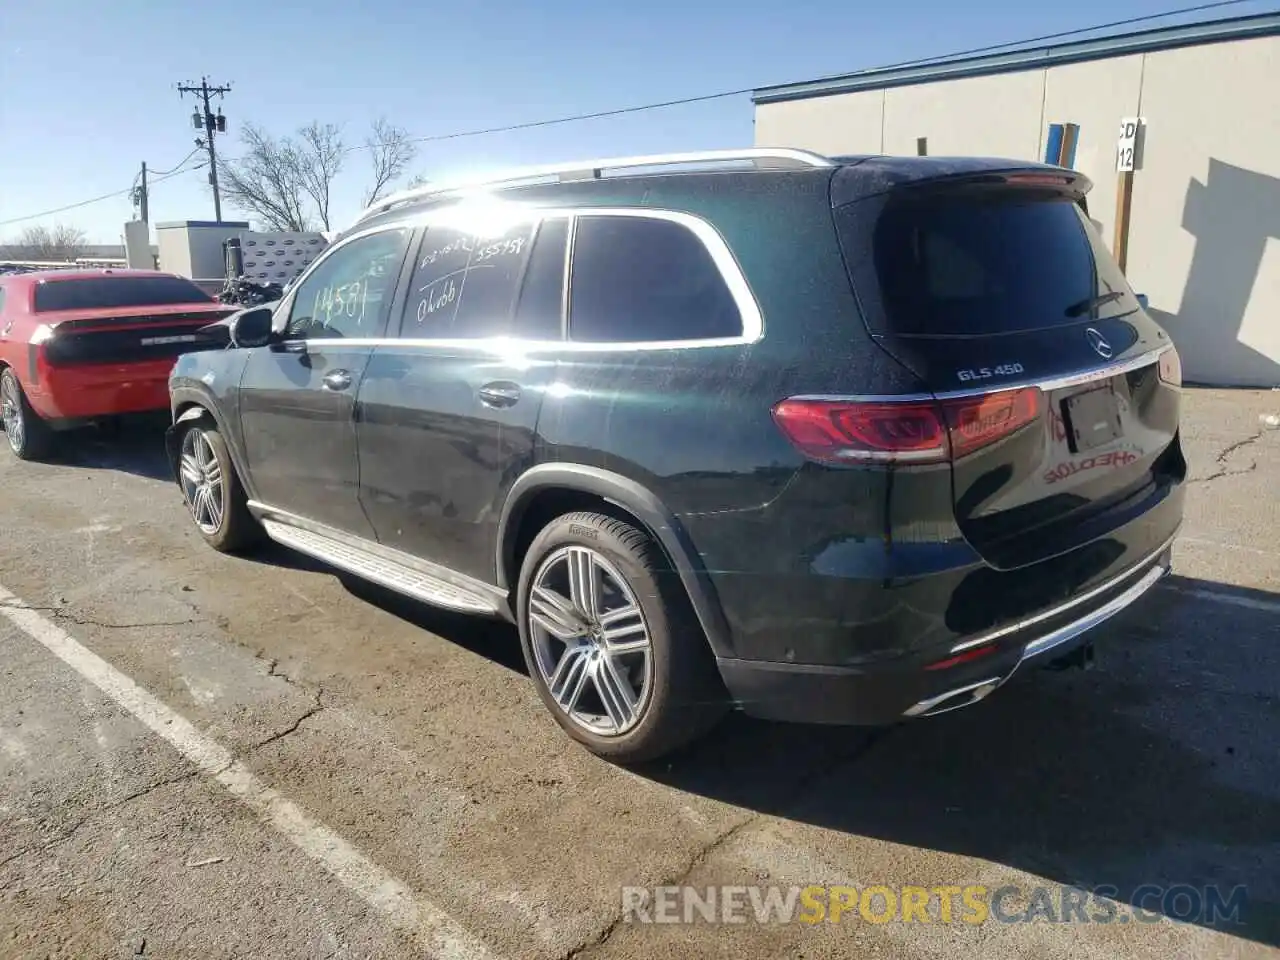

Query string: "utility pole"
[[177, 77, 232, 223], [138, 162, 149, 222]]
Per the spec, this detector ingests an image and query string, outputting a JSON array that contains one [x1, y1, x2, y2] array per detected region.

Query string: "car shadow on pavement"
[[636, 575, 1280, 949], [246, 551, 1280, 947], [336, 574, 531, 674], [47, 416, 174, 483]]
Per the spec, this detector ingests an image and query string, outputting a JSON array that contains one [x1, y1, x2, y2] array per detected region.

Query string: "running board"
[[249, 503, 504, 616]]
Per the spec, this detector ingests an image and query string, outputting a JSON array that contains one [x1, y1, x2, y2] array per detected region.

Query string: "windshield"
[[33, 275, 214, 312]]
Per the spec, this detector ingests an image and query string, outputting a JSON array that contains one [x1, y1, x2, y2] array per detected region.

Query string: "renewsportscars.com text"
[[620, 883, 1247, 926]]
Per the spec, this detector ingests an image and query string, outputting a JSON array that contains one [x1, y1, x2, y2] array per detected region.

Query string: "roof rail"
[[351, 147, 834, 227]]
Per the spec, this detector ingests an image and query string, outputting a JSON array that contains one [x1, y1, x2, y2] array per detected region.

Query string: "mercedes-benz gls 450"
[[166, 149, 1185, 763]]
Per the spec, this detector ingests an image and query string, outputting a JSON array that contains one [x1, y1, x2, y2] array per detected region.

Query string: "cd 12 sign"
[[1117, 117, 1144, 172]]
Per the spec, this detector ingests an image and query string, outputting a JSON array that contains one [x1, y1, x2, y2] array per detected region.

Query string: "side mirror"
[[228, 305, 277, 348], [1136, 293, 1150, 310]]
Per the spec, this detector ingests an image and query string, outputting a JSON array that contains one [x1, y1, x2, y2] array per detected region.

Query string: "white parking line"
[[1161, 582, 1280, 613], [0, 584, 494, 960]]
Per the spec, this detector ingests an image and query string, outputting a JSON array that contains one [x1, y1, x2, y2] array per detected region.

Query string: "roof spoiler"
[[831, 157, 1092, 207]]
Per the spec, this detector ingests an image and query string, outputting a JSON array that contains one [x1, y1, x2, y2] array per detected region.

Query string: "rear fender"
[[497, 464, 734, 658]]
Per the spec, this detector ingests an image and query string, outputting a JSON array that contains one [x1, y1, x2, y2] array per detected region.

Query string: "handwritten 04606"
[[417, 276, 459, 323]]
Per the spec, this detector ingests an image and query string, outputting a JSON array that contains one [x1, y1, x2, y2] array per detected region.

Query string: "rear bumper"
[[716, 532, 1175, 725], [28, 360, 175, 420]]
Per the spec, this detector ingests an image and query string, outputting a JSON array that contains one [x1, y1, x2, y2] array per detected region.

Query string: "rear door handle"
[[478, 382, 521, 408], [322, 369, 353, 392]]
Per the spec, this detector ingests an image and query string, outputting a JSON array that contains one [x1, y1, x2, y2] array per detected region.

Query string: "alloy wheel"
[[527, 545, 654, 736], [1, 376, 25, 453], [179, 428, 224, 535]]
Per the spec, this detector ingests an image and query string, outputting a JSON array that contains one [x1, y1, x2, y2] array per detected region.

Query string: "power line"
[[1, 0, 1268, 227], [131, 146, 204, 195], [380, 0, 1264, 150], [305, 0, 1262, 158], [149, 147, 204, 178], [0, 162, 205, 228]]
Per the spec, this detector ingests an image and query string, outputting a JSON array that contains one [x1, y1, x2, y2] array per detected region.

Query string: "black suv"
[[167, 148, 1186, 763]]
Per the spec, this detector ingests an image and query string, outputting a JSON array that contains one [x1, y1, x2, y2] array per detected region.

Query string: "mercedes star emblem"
[[1086, 327, 1113, 359]]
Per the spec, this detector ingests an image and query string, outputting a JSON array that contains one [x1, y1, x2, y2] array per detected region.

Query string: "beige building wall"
[[753, 34, 1280, 386], [1126, 36, 1280, 387], [755, 89, 884, 156], [882, 70, 1045, 160]]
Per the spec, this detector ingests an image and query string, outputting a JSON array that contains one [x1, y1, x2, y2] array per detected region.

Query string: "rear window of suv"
[[843, 193, 1137, 337], [33, 275, 213, 312]]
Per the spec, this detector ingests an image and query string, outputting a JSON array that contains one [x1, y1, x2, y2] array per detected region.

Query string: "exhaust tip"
[[904, 677, 1003, 718]]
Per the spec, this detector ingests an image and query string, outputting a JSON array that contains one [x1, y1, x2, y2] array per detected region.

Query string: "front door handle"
[[322, 369, 353, 392], [478, 382, 521, 408]]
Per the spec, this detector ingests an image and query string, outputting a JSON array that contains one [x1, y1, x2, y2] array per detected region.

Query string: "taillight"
[[940, 387, 1042, 460], [1158, 346, 1182, 387], [771, 387, 1042, 466], [771, 398, 948, 464]]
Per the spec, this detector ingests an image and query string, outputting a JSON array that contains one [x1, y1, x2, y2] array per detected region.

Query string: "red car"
[[0, 269, 232, 460]]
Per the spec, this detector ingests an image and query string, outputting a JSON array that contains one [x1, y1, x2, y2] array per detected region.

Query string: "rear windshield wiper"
[[1065, 291, 1124, 317]]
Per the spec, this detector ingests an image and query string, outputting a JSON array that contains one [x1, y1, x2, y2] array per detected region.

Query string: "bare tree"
[[297, 122, 345, 231], [363, 118, 418, 207], [48, 224, 87, 260], [221, 118, 418, 231], [0, 223, 87, 262], [220, 123, 313, 232]]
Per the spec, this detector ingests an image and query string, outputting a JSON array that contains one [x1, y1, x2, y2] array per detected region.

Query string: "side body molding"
[[497, 464, 734, 658]]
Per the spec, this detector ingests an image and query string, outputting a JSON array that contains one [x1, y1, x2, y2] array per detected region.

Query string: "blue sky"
[[1, 0, 1272, 242]]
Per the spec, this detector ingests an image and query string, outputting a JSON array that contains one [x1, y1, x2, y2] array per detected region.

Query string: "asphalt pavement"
[[1, 389, 1277, 960]]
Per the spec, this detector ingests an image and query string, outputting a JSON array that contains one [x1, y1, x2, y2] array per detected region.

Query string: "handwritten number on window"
[[413, 227, 529, 325], [416, 278, 457, 323], [310, 278, 368, 329]]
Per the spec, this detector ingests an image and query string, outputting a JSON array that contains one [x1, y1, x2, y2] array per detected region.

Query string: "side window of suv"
[[404, 218, 548, 339], [568, 215, 743, 343], [285, 228, 410, 339], [511, 218, 568, 341]]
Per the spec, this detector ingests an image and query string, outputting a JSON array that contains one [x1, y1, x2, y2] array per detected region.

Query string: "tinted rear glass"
[[568, 216, 742, 343], [845, 193, 1136, 336], [33, 276, 213, 312]]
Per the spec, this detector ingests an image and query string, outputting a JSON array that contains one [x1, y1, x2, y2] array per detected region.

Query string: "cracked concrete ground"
[[0, 388, 1278, 959]]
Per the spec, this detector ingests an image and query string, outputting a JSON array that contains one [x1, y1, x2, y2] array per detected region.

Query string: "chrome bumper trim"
[[949, 529, 1179, 655], [1017, 559, 1169, 663], [904, 535, 1175, 720]]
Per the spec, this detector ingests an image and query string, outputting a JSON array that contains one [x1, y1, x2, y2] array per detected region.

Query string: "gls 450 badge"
[[956, 363, 1025, 382]]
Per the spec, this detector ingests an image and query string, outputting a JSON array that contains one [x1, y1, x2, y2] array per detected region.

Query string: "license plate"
[[1064, 385, 1122, 452]]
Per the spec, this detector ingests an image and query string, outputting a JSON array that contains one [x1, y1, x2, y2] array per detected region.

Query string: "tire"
[[0, 368, 55, 461], [516, 511, 728, 764], [177, 420, 262, 553]]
